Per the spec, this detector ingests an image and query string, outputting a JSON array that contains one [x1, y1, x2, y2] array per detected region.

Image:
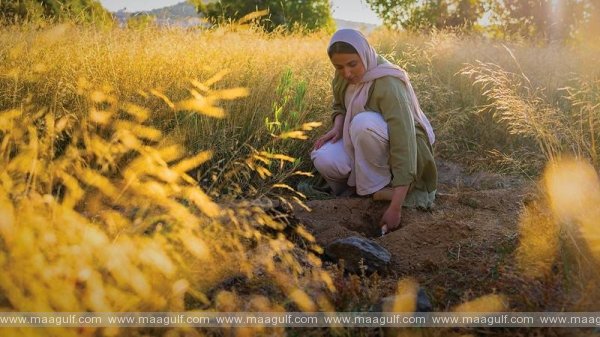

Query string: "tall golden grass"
[[0, 23, 338, 337], [0, 23, 335, 198], [2, 24, 598, 177], [370, 29, 600, 174], [1, 21, 599, 336]]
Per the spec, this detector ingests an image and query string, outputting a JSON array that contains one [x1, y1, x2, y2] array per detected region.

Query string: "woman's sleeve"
[[373, 77, 417, 187], [331, 74, 346, 124]]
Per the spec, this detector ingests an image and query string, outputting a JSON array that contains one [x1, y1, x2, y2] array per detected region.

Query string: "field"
[[1, 23, 600, 337]]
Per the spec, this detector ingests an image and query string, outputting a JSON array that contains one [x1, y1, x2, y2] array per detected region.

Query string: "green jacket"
[[331, 62, 432, 188]]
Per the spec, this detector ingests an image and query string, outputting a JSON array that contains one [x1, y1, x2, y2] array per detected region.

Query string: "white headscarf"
[[329, 29, 436, 148]]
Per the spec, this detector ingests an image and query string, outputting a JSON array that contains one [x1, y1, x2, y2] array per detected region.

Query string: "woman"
[[311, 29, 437, 235]]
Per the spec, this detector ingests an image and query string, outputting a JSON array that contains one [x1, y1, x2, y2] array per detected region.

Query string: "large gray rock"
[[325, 236, 391, 274]]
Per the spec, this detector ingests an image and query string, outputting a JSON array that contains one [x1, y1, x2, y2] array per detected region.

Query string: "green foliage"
[[190, 0, 334, 32], [582, 1, 600, 37], [365, 0, 580, 36], [486, 0, 588, 40], [266, 68, 307, 134], [0, 0, 113, 25], [365, 0, 487, 31], [366, 0, 597, 41]]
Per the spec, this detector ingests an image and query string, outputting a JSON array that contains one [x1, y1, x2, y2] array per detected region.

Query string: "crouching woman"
[[311, 29, 437, 234]]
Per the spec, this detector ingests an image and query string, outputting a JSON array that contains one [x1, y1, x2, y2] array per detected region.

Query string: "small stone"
[[416, 288, 433, 312], [372, 288, 433, 312]]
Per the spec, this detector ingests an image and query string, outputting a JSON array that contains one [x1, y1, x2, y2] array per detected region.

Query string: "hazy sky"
[[97, 0, 383, 25]]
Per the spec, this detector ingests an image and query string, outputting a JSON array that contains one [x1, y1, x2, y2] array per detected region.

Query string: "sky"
[[97, 0, 383, 25]]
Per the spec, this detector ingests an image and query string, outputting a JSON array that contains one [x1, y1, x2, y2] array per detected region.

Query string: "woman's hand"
[[380, 205, 402, 235], [379, 185, 409, 235], [313, 114, 344, 150], [313, 128, 342, 150]]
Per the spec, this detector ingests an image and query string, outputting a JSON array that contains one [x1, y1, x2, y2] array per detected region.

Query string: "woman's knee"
[[311, 145, 351, 179], [312, 150, 330, 172], [349, 112, 387, 142]]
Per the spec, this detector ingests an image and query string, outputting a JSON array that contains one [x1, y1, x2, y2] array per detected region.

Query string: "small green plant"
[[266, 68, 308, 135]]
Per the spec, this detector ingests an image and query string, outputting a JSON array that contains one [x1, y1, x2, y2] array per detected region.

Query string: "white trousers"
[[311, 112, 391, 196]]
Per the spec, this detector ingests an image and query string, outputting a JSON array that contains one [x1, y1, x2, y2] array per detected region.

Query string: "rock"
[[374, 289, 432, 337], [416, 288, 433, 312], [325, 236, 391, 274], [372, 288, 433, 312]]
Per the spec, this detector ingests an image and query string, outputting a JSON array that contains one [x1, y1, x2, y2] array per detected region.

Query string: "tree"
[[488, 0, 552, 39], [364, 0, 487, 31], [0, 0, 112, 24], [583, 0, 600, 37], [190, 0, 334, 32], [366, 0, 593, 41], [487, 0, 589, 41]]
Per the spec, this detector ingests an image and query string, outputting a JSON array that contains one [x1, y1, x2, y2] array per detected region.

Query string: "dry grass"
[[370, 29, 600, 174], [0, 22, 599, 336], [2, 24, 599, 178], [0, 25, 336, 336]]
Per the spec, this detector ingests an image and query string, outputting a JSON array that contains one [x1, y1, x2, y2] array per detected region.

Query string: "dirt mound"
[[293, 160, 537, 309]]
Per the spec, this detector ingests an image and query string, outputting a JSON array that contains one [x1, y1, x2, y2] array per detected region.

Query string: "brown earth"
[[293, 160, 550, 311]]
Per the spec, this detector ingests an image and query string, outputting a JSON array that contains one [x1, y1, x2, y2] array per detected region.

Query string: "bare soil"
[[293, 160, 550, 311]]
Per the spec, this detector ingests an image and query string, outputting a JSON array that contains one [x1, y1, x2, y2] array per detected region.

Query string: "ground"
[[294, 160, 549, 310], [290, 160, 600, 336]]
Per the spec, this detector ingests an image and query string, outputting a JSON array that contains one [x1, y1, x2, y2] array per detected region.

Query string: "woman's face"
[[330, 53, 366, 85]]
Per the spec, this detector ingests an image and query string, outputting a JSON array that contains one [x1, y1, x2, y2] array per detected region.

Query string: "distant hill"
[[110, 2, 380, 31], [146, 2, 205, 27], [145, 2, 198, 19], [334, 19, 379, 34], [113, 2, 205, 28]]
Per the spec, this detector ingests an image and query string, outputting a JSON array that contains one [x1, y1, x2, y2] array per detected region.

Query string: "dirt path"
[[294, 160, 537, 310]]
